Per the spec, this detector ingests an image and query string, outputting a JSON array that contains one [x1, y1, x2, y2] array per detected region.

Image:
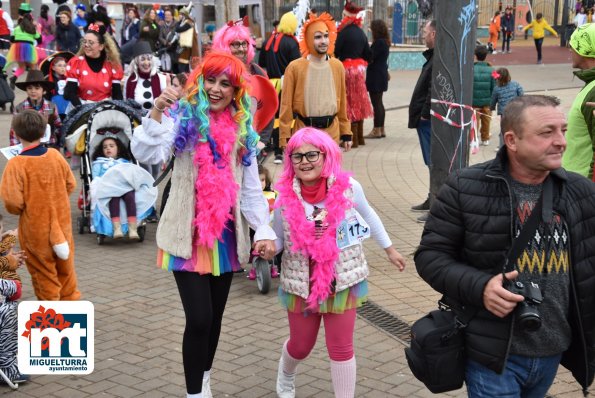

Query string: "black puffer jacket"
[[408, 48, 433, 129], [415, 148, 595, 393]]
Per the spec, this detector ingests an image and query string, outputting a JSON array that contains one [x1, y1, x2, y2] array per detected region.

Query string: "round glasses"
[[80, 39, 98, 47], [290, 151, 323, 164], [230, 41, 248, 50]]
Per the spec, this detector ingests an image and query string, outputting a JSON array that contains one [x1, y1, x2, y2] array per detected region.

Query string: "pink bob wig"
[[212, 23, 255, 64], [277, 127, 346, 184]]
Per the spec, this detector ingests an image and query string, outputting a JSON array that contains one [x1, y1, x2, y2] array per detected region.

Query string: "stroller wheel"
[[254, 257, 271, 294], [77, 217, 85, 234], [96, 234, 105, 245], [137, 226, 146, 242]]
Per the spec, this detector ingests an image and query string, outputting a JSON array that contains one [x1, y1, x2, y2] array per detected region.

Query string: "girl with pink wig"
[[130, 51, 276, 398], [272, 127, 406, 397]]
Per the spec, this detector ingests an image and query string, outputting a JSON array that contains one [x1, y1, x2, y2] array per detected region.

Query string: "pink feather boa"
[[275, 172, 352, 308], [193, 109, 239, 247]]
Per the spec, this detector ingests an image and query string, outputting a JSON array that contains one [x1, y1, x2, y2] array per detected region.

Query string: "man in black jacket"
[[258, 12, 300, 163], [408, 20, 435, 221], [415, 95, 595, 396]]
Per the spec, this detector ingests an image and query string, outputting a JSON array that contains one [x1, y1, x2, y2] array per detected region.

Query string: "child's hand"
[[253, 239, 276, 261], [385, 246, 406, 272], [11, 250, 26, 267], [1, 228, 17, 238]]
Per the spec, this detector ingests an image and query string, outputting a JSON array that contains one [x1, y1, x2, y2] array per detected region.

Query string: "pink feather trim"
[[193, 109, 240, 247], [276, 173, 352, 309]]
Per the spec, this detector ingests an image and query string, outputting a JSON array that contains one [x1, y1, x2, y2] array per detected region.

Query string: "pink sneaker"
[[270, 265, 280, 278], [248, 267, 256, 280]]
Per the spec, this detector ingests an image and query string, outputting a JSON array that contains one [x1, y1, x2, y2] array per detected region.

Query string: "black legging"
[[502, 31, 511, 52], [173, 271, 233, 394], [369, 91, 385, 128], [534, 38, 544, 62]]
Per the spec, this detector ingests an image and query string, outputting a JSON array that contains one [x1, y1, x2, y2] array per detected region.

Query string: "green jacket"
[[472, 61, 495, 107], [562, 68, 595, 178]]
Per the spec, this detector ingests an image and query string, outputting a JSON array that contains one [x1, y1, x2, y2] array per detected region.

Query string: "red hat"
[[343, 1, 363, 17]]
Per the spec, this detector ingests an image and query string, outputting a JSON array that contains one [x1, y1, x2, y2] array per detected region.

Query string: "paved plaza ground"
[[0, 37, 590, 397]]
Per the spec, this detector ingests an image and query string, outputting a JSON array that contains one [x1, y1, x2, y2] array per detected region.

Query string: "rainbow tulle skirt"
[[5, 42, 37, 68], [157, 220, 240, 275], [279, 280, 368, 314]]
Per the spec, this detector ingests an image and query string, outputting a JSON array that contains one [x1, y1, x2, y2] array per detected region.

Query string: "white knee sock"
[[281, 340, 301, 374], [330, 356, 356, 398]]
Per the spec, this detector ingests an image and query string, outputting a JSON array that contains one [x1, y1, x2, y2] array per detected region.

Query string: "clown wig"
[[277, 127, 346, 184], [173, 51, 259, 166], [299, 12, 337, 57], [212, 23, 256, 64], [128, 54, 160, 82]]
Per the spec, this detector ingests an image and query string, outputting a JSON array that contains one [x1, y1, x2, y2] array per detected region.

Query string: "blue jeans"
[[466, 354, 562, 398], [416, 119, 432, 166]]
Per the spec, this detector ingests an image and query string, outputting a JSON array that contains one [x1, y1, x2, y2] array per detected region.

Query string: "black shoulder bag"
[[405, 183, 546, 394]]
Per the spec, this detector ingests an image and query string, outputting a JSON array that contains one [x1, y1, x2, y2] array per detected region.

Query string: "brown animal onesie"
[[0, 145, 80, 300]]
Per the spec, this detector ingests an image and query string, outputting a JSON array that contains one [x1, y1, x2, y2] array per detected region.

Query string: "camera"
[[506, 280, 543, 332]]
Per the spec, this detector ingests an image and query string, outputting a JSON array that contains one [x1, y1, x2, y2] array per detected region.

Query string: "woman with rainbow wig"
[[272, 127, 406, 398], [130, 51, 276, 398]]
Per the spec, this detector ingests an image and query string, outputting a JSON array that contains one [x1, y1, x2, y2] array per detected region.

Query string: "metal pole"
[[429, 0, 477, 201], [560, 0, 569, 47]]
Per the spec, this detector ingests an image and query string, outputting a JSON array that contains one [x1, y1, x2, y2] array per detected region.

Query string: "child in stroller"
[[89, 130, 157, 243], [92, 134, 140, 239]]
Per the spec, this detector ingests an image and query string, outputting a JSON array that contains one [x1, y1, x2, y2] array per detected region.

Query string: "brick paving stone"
[[104, 384, 144, 397]]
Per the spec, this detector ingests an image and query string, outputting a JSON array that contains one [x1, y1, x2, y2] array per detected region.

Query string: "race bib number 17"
[[336, 212, 371, 249]]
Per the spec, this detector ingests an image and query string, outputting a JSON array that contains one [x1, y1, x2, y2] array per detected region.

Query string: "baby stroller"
[[0, 54, 15, 113], [63, 100, 157, 244]]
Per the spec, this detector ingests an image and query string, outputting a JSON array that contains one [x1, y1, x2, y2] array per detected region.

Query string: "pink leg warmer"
[[330, 356, 356, 398], [281, 340, 301, 375]]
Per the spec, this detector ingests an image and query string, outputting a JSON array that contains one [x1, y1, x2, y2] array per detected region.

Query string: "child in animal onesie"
[[0, 110, 80, 301]]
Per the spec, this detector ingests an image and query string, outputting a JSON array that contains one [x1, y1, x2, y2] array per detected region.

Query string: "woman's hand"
[[385, 246, 406, 271], [253, 239, 276, 261], [150, 86, 181, 122]]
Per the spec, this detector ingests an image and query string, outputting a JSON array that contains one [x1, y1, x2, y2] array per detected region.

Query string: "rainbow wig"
[[212, 23, 256, 64], [277, 127, 346, 185], [172, 51, 259, 166]]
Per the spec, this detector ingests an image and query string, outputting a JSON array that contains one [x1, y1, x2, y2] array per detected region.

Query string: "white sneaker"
[[481, 140, 490, 146], [276, 360, 296, 398], [202, 375, 212, 398], [492, 50, 497, 54]]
